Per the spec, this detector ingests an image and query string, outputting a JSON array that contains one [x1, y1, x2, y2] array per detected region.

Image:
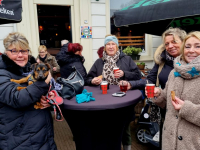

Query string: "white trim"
[[33, 0, 73, 5]]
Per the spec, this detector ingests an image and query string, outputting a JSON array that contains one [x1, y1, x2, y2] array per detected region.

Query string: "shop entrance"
[[37, 5, 72, 56]]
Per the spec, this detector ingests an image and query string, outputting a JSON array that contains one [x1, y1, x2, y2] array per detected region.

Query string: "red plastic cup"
[[113, 67, 119, 74], [101, 81, 108, 94], [146, 84, 155, 98]]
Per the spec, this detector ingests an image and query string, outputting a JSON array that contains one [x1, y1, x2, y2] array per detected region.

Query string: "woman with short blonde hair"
[[0, 32, 57, 150], [37, 45, 60, 77]]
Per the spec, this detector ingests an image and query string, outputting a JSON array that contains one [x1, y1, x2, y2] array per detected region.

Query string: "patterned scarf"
[[172, 55, 200, 100], [174, 55, 200, 79], [102, 50, 120, 85], [150, 55, 200, 125]]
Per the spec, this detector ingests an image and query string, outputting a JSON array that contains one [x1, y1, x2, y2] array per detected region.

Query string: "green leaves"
[[122, 46, 142, 55], [137, 62, 145, 65]]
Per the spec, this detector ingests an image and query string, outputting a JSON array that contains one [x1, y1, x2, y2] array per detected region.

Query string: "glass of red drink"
[[119, 81, 128, 93]]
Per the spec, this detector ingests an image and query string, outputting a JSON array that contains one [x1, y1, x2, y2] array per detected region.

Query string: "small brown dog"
[[11, 62, 51, 109]]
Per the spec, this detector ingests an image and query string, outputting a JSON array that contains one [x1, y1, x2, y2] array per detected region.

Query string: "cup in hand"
[[113, 67, 119, 74], [146, 84, 155, 98], [101, 81, 108, 94], [120, 81, 128, 93]]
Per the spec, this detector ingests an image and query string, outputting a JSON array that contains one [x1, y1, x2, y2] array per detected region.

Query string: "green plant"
[[122, 46, 142, 55], [136, 62, 145, 65]]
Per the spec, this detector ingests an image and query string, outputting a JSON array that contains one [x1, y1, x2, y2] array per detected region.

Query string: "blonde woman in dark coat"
[[148, 31, 200, 150]]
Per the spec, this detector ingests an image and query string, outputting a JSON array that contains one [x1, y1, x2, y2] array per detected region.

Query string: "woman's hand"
[[45, 71, 52, 84], [40, 95, 51, 109], [154, 87, 161, 97], [114, 70, 124, 78], [53, 67, 57, 71], [36, 58, 40, 63], [145, 87, 161, 97], [119, 80, 132, 90], [171, 96, 185, 110], [91, 77, 102, 85]]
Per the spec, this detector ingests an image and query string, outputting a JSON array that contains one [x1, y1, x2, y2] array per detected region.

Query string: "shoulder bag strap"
[[156, 62, 165, 87]]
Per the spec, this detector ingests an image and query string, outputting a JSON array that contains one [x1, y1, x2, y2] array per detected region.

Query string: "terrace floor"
[[53, 117, 160, 150]]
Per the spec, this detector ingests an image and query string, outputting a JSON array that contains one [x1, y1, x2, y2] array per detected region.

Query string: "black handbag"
[[56, 66, 84, 100]]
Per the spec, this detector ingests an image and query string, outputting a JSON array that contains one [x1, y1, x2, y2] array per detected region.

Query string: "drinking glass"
[[120, 81, 128, 93]]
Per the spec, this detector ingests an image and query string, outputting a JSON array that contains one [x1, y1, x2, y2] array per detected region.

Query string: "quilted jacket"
[[0, 54, 57, 150]]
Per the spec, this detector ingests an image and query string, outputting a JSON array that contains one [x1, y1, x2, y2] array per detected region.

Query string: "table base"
[[62, 104, 136, 150]]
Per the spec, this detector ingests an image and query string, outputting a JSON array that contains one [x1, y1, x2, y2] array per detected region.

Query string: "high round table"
[[62, 85, 142, 150]]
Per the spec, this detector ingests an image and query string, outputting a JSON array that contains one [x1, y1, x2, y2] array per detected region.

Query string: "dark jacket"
[[86, 50, 141, 85], [129, 46, 174, 90], [0, 54, 57, 150], [56, 51, 87, 82], [28, 55, 37, 64], [60, 43, 69, 52]]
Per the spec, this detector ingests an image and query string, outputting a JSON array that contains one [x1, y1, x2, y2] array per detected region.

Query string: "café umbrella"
[[0, 0, 22, 25], [113, 0, 200, 35]]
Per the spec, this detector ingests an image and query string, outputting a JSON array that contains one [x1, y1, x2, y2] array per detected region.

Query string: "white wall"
[[0, 24, 16, 53], [91, 0, 109, 63], [136, 34, 162, 69]]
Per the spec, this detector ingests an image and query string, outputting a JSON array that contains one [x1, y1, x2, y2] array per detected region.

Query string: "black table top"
[[63, 85, 142, 111]]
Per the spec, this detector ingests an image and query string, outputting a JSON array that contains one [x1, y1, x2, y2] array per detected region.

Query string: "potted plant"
[[136, 62, 145, 70], [122, 46, 142, 60]]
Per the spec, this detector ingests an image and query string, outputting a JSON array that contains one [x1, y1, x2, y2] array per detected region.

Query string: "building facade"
[[0, 0, 161, 71]]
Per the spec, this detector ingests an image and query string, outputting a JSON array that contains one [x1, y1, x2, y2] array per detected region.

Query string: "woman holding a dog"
[[0, 32, 57, 150]]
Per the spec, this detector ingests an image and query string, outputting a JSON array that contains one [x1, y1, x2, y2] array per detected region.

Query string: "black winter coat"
[[129, 49, 174, 90], [60, 43, 69, 52], [86, 51, 141, 85], [56, 51, 87, 82], [0, 55, 57, 150]]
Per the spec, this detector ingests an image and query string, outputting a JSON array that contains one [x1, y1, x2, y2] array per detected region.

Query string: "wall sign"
[[81, 26, 92, 38]]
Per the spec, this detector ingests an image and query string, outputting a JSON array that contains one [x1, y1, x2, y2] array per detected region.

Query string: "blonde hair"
[[181, 31, 200, 61], [38, 45, 47, 53], [104, 34, 119, 51], [3, 32, 31, 53], [162, 27, 187, 46]]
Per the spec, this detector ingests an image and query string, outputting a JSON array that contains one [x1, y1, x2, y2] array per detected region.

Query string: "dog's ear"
[[31, 63, 38, 71], [45, 63, 51, 71]]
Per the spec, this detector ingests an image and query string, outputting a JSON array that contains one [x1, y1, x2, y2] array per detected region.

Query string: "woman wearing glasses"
[[37, 45, 60, 77], [0, 32, 57, 150]]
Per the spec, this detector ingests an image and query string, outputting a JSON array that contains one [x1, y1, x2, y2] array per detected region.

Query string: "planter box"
[[137, 65, 145, 70]]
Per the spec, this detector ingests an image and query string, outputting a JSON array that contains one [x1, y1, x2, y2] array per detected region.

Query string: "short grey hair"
[[3, 32, 31, 53], [61, 40, 69, 46], [162, 27, 187, 46]]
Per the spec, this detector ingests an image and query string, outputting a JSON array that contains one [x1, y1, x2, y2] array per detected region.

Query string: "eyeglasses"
[[39, 51, 46, 54], [7, 49, 29, 55]]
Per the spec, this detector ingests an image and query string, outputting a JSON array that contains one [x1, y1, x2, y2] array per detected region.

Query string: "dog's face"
[[31, 63, 51, 81]]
